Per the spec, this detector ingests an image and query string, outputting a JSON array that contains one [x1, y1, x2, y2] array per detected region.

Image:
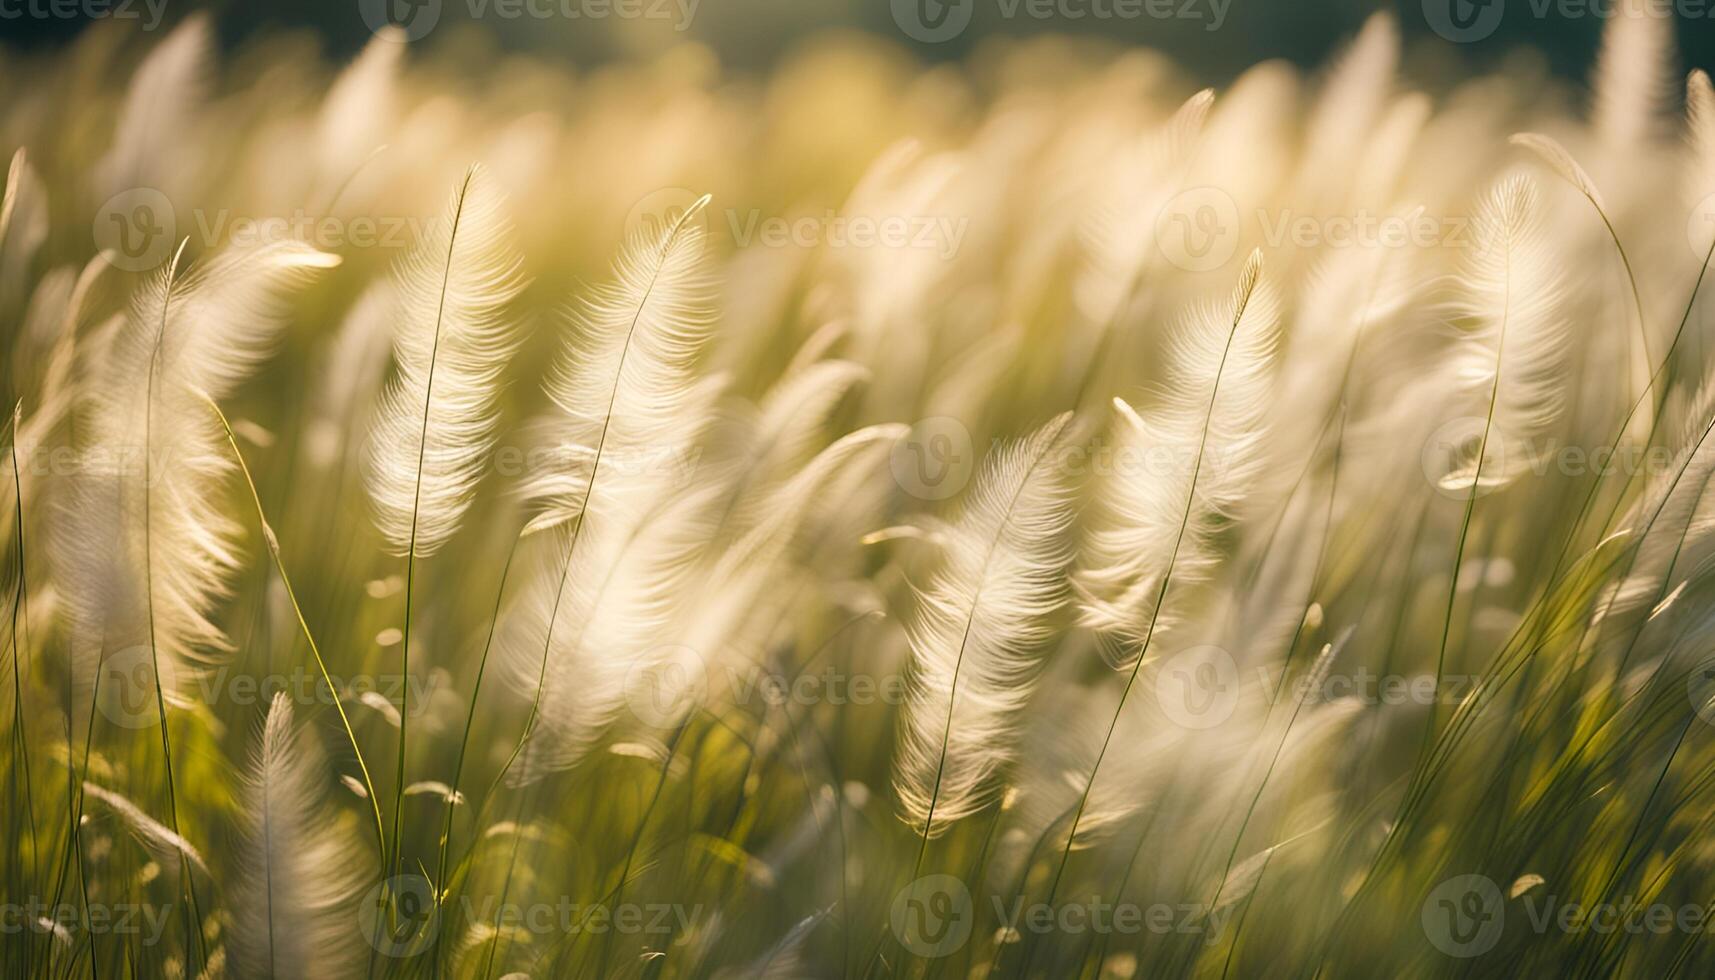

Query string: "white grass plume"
[[1691, 70, 1715, 177], [366, 165, 525, 557], [1076, 250, 1279, 654], [53, 241, 337, 689], [1595, 381, 1715, 622], [305, 281, 395, 468], [316, 28, 404, 199], [230, 693, 373, 980], [502, 195, 718, 783], [1593, 0, 1675, 151], [1296, 12, 1397, 204], [1510, 133, 1608, 211], [95, 14, 210, 197], [1076, 88, 1213, 328], [1436, 174, 1570, 492], [506, 485, 718, 782], [1689, 70, 1715, 257], [81, 780, 210, 879], [893, 412, 1077, 837], [518, 194, 714, 536]]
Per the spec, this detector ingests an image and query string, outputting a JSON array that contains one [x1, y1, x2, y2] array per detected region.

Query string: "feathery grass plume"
[[1594, 381, 1715, 622], [1076, 249, 1279, 654], [1349, 92, 1431, 204], [230, 693, 374, 980], [893, 411, 1077, 838], [507, 485, 719, 781], [501, 195, 719, 780], [304, 281, 395, 468], [1691, 70, 1715, 175], [0, 147, 46, 314], [516, 194, 714, 536], [315, 28, 404, 201], [366, 165, 525, 557], [81, 780, 210, 879], [94, 13, 210, 197], [681, 423, 906, 679], [707, 357, 870, 536], [1592, 0, 1675, 151], [712, 909, 830, 979], [1296, 13, 1397, 203], [1510, 133, 1608, 212], [52, 241, 338, 695], [1510, 131, 1653, 417], [1690, 70, 1715, 255], [1074, 88, 1214, 330], [1434, 174, 1570, 492]]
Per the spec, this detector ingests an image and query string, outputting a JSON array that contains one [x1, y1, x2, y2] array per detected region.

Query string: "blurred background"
[[2, 0, 1713, 86]]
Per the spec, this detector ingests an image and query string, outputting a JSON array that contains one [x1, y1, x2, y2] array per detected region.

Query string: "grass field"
[[5, 5, 1715, 977]]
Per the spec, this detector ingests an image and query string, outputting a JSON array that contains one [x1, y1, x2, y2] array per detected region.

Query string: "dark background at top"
[[0, 0, 1710, 86]]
